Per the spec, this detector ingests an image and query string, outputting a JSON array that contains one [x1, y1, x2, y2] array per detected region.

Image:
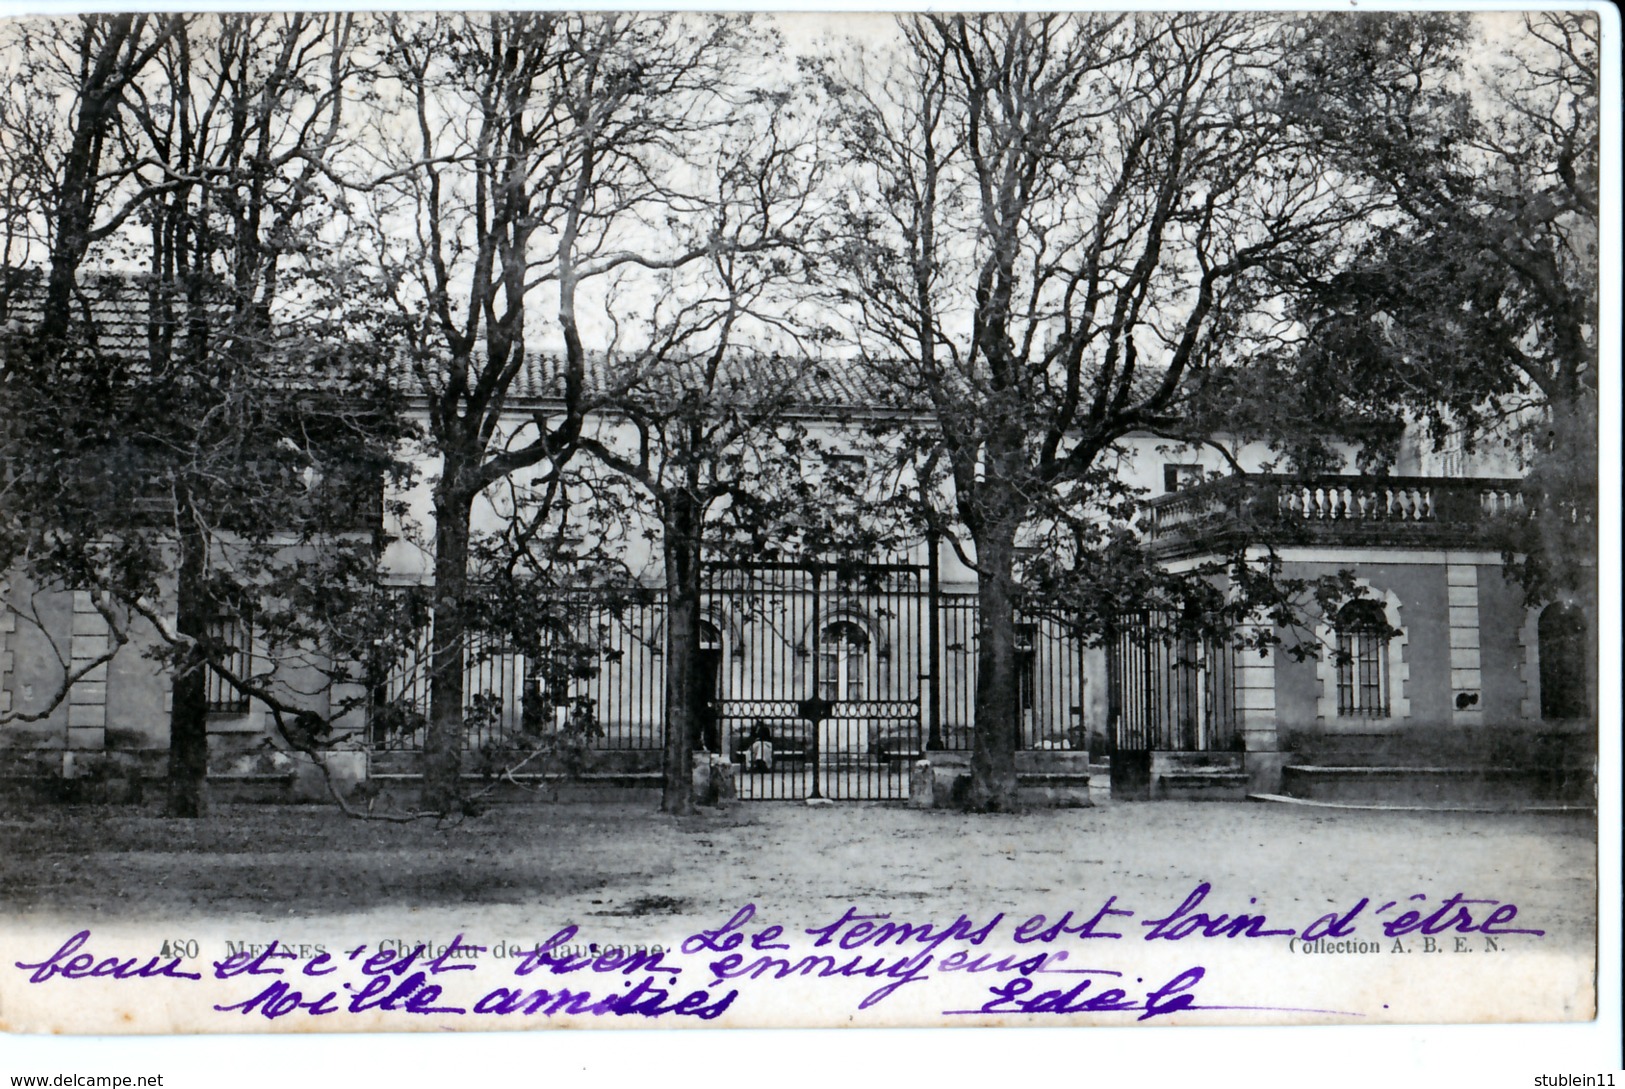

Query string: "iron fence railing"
[[936, 594, 1087, 753], [368, 592, 665, 753], [367, 580, 1091, 775], [1106, 612, 1240, 753]]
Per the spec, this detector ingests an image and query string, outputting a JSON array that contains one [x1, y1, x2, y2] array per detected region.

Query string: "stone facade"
[[0, 430, 1595, 808]]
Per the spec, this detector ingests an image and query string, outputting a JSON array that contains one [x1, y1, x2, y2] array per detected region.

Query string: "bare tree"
[[0, 16, 183, 337], [1, 18, 166, 327], [362, 13, 802, 813], [825, 14, 1372, 809], [1, 15, 402, 817], [135, 15, 383, 817], [1277, 12, 1599, 602]]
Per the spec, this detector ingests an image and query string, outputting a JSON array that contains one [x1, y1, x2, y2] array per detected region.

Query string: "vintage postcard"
[[0, 4, 1615, 1080]]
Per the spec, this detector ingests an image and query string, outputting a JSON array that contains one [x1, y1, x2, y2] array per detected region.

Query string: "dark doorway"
[[694, 620, 724, 752], [1538, 603, 1589, 720], [1015, 622, 1037, 734]]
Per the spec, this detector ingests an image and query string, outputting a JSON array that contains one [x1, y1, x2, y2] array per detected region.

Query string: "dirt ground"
[[0, 792, 1606, 1089], [0, 795, 1596, 953]]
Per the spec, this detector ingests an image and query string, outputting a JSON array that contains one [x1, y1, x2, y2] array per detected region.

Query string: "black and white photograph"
[[0, 5, 1614, 1082]]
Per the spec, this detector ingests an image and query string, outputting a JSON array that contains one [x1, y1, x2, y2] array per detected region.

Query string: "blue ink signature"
[[1140, 883, 1297, 941], [944, 966, 1362, 1021], [14, 931, 202, 983]]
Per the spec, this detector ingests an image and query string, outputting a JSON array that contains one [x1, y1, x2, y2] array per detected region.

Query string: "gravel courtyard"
[[0, 789, 1599, 1033], [0, 796, 1594, 941]]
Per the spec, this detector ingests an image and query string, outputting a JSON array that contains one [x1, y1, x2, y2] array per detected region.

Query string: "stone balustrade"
[[1145, 474, 1527, 557]]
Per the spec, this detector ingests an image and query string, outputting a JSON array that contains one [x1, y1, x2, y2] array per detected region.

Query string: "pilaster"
[[1234, 629, 1282, 792], [0, 580, 14, 715], [1446, 561, 1484, 726], [67, 591, 109, 751]]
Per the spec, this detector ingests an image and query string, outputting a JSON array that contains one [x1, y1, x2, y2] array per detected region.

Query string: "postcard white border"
[[0, 0, 1617, 1083]]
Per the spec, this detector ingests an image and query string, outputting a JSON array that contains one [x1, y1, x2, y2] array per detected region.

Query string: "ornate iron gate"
[[703, 560, 926, 800], [367, 568, 1092, 801]]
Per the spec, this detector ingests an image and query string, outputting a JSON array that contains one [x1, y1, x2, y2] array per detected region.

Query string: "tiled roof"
[[2, 269, 163, 354], [0, 269, 382, 387], [499, 347, 913, 411], [1, 268, 917, 414]]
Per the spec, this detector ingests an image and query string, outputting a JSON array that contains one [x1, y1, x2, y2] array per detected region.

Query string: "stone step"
[[1248, 792, 1595, 814], [1280, 764, 1593, 806], [1154, 768, 1251, 802], [1283, 725, 1593, 768]]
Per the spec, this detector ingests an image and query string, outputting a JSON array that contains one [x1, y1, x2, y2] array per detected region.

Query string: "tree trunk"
[[1539, 392, 1597, 592], [661, 481, 709, 814], [42, 17, 142, 343], [424, 474, 476, 815], [1507, 390, 1598, 605], [661, 527, 702, 815], [166, 494, 210, 818], [969, 517, 1021, 812]]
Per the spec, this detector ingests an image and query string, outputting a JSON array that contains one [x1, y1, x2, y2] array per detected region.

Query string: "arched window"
[[818, 620, 869, 702], [1335, 600, 1391, 717], [1538, 603, 1588, 720]]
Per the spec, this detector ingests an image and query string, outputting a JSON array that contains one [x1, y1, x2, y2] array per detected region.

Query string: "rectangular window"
[[817, 645, 866, 701], [845, 647, 865, 701], [818, 622, 868, 703], [818, 645, 838, 703], [1336, 627, 1390, 717], [205, 615, 252, 714], [1163, 464, 1204, 493]]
